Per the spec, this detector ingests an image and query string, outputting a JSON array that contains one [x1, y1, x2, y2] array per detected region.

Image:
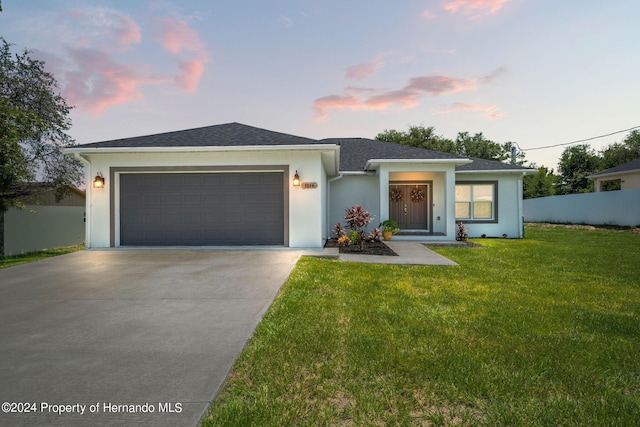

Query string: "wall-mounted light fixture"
[[293, 170, 301, 187], [93, 172, 105, 189]]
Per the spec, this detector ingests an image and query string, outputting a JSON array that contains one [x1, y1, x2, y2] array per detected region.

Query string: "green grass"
[[202, 224, 640, 426], [0, 244, 84, 269]]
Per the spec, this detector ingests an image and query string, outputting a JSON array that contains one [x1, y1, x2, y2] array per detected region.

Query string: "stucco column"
[[379, 167, 390, 222], [444, 168, 456, 239]]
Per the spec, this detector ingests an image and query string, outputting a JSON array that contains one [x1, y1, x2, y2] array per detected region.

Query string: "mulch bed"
[[324, 239, 399, 256]]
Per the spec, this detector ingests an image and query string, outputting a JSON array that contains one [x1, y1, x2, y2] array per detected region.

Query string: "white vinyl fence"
[[523, 189, 640, 226]]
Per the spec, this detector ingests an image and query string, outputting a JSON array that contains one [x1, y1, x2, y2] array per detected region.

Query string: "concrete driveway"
[[0, 249, 302, 427]]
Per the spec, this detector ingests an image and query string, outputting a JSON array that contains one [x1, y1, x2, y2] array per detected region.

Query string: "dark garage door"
[[120, 172, 285, 245]]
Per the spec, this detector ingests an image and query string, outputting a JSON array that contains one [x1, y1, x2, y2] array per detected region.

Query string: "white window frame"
[[455, 181, 498, 223]]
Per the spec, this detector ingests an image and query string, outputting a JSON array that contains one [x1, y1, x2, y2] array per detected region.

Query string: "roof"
[[590, 157, 640, 178], [322, 138, 468, 171], [456, 157, 534, 173], [78, 122, 318, 148], [72, 122, 535, 173]]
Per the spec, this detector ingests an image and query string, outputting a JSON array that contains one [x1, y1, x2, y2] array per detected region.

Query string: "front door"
[[389, 184, 430, 230]]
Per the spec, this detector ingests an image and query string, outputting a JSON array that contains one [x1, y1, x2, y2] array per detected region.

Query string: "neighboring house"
[[590, 158, 640, 192], [63, 123, 535, 248], [1, 183, 85, 256]]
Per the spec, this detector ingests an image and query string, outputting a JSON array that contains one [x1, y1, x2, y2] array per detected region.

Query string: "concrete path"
[[0, 249, 302, 427], [307, 241, 458, 265]]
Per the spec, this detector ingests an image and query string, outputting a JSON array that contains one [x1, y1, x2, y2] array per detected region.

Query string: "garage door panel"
[[120, 172, 284, 246]]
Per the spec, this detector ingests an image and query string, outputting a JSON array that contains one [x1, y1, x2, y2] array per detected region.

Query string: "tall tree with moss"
[[0, 37, 83, 211]]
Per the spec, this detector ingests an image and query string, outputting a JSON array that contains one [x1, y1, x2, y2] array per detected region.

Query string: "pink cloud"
[[313, 95, 362, 120], [175, 58, 207, 93], [434, 102, 506, 119], [345, 61, 384, 80], [116, 16, 142, 46], [36, 7, 212, 116], [155, 17, 205, 54], [344, 51, 397, 80], [443, 0, 510, 18], [313, 68, 505, 120], [68, 8, 141, 50], [62, 48, 144, 116], [154, 17, 211, 93], [422, 10, 437, 19]]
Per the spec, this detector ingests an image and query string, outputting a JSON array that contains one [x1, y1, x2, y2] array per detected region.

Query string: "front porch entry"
[[389, 182, 432, 231]]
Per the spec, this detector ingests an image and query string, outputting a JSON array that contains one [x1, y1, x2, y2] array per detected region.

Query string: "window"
[[455, 182, 497, 221]]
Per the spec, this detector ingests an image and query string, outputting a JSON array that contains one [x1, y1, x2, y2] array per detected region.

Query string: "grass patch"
[[202, 225, 640, 426], [0, 244, 84, 269]]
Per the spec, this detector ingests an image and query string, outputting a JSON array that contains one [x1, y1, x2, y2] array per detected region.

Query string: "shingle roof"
[[456, 157, 533, 172], [591, 157, 640, 177], [322, 137, 467, 171], [77, 122, 535, 173], [79, 122, 318, 148]]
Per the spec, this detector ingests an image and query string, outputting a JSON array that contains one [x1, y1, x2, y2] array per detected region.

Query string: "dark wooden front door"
[[389, 184, 430, 230]]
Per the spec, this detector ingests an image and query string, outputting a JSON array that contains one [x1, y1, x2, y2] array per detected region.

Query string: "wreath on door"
[[410, 187, 425, 203], [390, 188, 404, 203]]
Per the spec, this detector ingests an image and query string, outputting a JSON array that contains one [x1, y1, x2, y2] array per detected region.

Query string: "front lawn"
[[202, 224, 640, 426]]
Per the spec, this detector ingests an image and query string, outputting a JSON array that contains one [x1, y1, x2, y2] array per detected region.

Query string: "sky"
[[2, 0, 639, 169]]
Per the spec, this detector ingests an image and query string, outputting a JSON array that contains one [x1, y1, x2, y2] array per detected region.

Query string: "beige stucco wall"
[[82, 148, 333, 248], [622, 171, 640, 190], [595, 170, 640, 191]]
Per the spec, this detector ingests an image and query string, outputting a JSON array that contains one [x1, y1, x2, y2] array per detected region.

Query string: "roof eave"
[[364, 158, 472, 170], [588, 169, 640, 179], [456, 168, 538, 175], [63, 144, 339, 155]]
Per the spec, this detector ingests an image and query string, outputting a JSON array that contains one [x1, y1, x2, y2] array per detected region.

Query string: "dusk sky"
[[2, 0, 639, 169]]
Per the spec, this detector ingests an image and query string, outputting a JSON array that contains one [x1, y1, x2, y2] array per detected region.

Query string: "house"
[[590, 158, 640, 192], [63, 123, 535, 248], [1, 183, 85, 256]]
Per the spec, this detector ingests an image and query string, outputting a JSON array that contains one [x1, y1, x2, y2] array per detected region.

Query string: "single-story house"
[[1, 183, 85, 256], [589, 158, 640, 192], [64, 123, 535, 248]]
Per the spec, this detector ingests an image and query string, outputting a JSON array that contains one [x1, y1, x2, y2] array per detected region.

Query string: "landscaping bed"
[[324, 238, 398, 256]]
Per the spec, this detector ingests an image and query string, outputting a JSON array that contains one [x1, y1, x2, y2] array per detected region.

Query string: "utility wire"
[[522, 125, 640, 151]]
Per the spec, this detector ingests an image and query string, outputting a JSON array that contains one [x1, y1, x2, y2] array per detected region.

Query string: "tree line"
[[375, 125, 640, 198]]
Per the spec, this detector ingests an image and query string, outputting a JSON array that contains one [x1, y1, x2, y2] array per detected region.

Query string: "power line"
[[522, 125, 640, 151]]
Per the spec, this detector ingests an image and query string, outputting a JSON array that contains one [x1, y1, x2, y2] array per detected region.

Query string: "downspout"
[[73, 152, 92, 248], [327, 173, 344, 240], [518, 171, 526, 238]]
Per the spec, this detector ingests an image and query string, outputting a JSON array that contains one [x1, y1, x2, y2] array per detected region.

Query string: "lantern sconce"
[[293, 170, 301, 187], [93, 172, 105, 189]]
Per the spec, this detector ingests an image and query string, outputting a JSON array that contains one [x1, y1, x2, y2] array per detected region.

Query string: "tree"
[[0, 37, 82, 256], [375, 125, 456, 154], [0, 37, 82, 212], [375, 125, 524, 164], [556, 144, 600, 194], [523, 164, 558, 199], [599, 130, 640, 170], [454, 131, 509, 162]]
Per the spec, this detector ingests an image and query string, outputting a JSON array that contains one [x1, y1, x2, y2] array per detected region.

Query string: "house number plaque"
[[302, 182, 318, 189]]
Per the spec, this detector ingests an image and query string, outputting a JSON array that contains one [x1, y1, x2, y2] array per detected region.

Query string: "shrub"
[[335, 205, 377, 251], [337, 235, 351, 246], [456, 222, 468, 242]]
